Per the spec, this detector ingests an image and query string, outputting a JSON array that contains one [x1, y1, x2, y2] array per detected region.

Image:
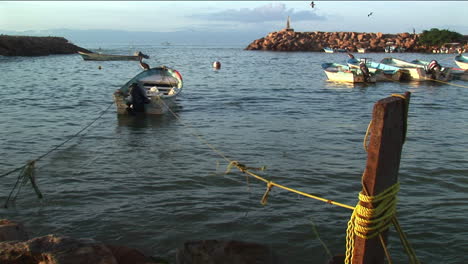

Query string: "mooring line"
[[2, 102, 115, 207]]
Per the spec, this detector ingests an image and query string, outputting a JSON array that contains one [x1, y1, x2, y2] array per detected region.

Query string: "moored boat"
[[323, 47, 334, 53], [381, 57, 451, 82], [357, 48, 367, 53], [348, 59, 404, 81], [412, 59, 466, 81], [380, 57, 433, 81], [321, 62, 376, 83], [454, 54, 468, 70], [113, 66, 183, 115], [78, 51, 148, 61]]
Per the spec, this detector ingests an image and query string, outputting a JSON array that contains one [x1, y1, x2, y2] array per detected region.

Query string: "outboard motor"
[[426, 60, 442, 79], [359, 62, 371, 82]]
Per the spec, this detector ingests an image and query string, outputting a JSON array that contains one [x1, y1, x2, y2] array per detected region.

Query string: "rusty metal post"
[[352, 92, 411, 264]]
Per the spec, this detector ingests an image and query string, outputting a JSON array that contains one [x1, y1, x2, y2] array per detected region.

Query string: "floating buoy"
[[213, 61, 221, 69]]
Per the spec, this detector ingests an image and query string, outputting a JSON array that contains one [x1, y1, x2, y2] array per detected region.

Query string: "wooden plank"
[[352, 92, 410, 264]]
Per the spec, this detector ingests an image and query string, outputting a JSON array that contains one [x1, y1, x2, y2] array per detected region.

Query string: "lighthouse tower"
[[285, 16, 294, 32]]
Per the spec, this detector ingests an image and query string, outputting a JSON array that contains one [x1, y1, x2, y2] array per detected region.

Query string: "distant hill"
[[0, 29, 266, 46], [0, 35, 91, 56]]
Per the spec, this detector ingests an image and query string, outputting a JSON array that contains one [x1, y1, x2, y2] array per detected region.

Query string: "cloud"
[[192, 3, 325, 23]]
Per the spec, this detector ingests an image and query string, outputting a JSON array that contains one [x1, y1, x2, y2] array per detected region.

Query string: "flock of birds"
[[310, 1, 373, 17]]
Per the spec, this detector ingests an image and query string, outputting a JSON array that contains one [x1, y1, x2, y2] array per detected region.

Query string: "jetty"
[[245, 17, 467, 53], [0, 35, 90, 56]]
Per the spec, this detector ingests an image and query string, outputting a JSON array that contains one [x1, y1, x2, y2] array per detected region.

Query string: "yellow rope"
[[157, 95, 419, 263], [344, 183, 400, 264]]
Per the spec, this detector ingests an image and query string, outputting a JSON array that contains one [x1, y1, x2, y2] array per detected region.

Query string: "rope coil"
[[344, 183, 400, 263]]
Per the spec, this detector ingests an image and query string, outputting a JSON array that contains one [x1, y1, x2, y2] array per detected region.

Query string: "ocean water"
[[1, 45, 467, 263]]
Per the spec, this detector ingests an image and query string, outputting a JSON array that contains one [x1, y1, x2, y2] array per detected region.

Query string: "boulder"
[[0, 219, 29, 242]]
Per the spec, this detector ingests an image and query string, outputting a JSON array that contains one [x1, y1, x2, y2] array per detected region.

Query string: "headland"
[[0, 35, 91, 56]]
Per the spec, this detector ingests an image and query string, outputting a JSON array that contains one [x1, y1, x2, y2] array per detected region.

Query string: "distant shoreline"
[[0, 35, 91, 56]]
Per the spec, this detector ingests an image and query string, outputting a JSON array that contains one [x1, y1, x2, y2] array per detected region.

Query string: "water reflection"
[[323, 81, 375, 90], [116, 113, 179, 128]]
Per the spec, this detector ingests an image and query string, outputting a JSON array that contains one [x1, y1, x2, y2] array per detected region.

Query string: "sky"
[[1, 1, 468, 35]]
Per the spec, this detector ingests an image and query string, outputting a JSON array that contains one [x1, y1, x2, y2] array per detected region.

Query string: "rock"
[[0, 219, 29, 242], [244, 30, 431, 52], [399, 32, 410, 38], [176, 240, 283, 264], [0, 235, 118, 264], [107, 244, 159, 264]]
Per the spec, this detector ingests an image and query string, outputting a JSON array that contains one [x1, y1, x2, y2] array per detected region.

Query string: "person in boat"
[[347, 53, 359, 64], [127, 83, 150, 113]]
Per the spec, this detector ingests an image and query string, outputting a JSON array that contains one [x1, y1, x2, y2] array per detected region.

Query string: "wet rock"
[[107, 244, 160, 264], [0, 235, 118, 264], [0, 219, 29, 242], [176, 240, 283, 264]]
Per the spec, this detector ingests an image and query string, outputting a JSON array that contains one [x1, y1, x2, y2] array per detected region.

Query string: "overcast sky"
[[1, 1, 467, 34]]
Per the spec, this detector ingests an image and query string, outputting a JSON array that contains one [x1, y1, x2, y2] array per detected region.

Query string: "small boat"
[[357, 48, 367, 53], [454, 54, 468, 70], [113, 66, 183, 115], [348, 59, 404, 82], [321, 62, 376, 83], [412, 59, 465, 81], [380, 57, 430, 81], [381, 57, 451, 81], [78, 51, 148, 61], [323, 47, 347, 53]]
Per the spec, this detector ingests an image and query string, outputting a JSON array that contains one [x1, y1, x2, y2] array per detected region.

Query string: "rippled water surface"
[[1, 45, 467, 263]]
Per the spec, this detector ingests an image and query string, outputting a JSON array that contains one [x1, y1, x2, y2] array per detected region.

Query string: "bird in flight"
[[368, 12, 373, 17], [310, 1, 315, 8]]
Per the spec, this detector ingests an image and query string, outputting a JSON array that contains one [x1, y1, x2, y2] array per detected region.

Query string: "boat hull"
[[380, 57, 432, 81], [114, 94, 177, 115], [455, 55, 468, 70], [78, 51, 140, 61], [322, 63, 376, 83]]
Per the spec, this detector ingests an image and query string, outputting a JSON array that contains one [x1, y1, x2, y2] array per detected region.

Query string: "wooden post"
[[352, 92, 411, 264]]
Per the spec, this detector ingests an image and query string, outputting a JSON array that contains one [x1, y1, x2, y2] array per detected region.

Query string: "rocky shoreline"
[[0, 219, 290, 264], [245, 30, 467, 53], [0, 35, 90, 56]]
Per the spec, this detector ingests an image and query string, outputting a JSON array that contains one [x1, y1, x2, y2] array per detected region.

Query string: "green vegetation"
[[419, 28, 463, 46]]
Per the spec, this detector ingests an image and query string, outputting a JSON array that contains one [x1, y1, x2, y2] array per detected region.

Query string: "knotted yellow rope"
[[345, 183, 400, 264]]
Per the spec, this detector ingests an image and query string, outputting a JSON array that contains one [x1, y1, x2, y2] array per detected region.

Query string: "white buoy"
[[213, 61, 221, 69]]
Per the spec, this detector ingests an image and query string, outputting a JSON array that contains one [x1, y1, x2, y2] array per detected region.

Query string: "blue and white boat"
[[348, 59, 404, 81], [321, 62, 376, 83], [113, 66, 183, 115], [454, 54, 468, 70], [381, 57, 451, 81]]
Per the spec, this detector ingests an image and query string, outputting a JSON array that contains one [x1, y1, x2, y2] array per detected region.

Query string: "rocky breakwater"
[[245, 31, 428, 52], [0, 35, 91, 56]]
